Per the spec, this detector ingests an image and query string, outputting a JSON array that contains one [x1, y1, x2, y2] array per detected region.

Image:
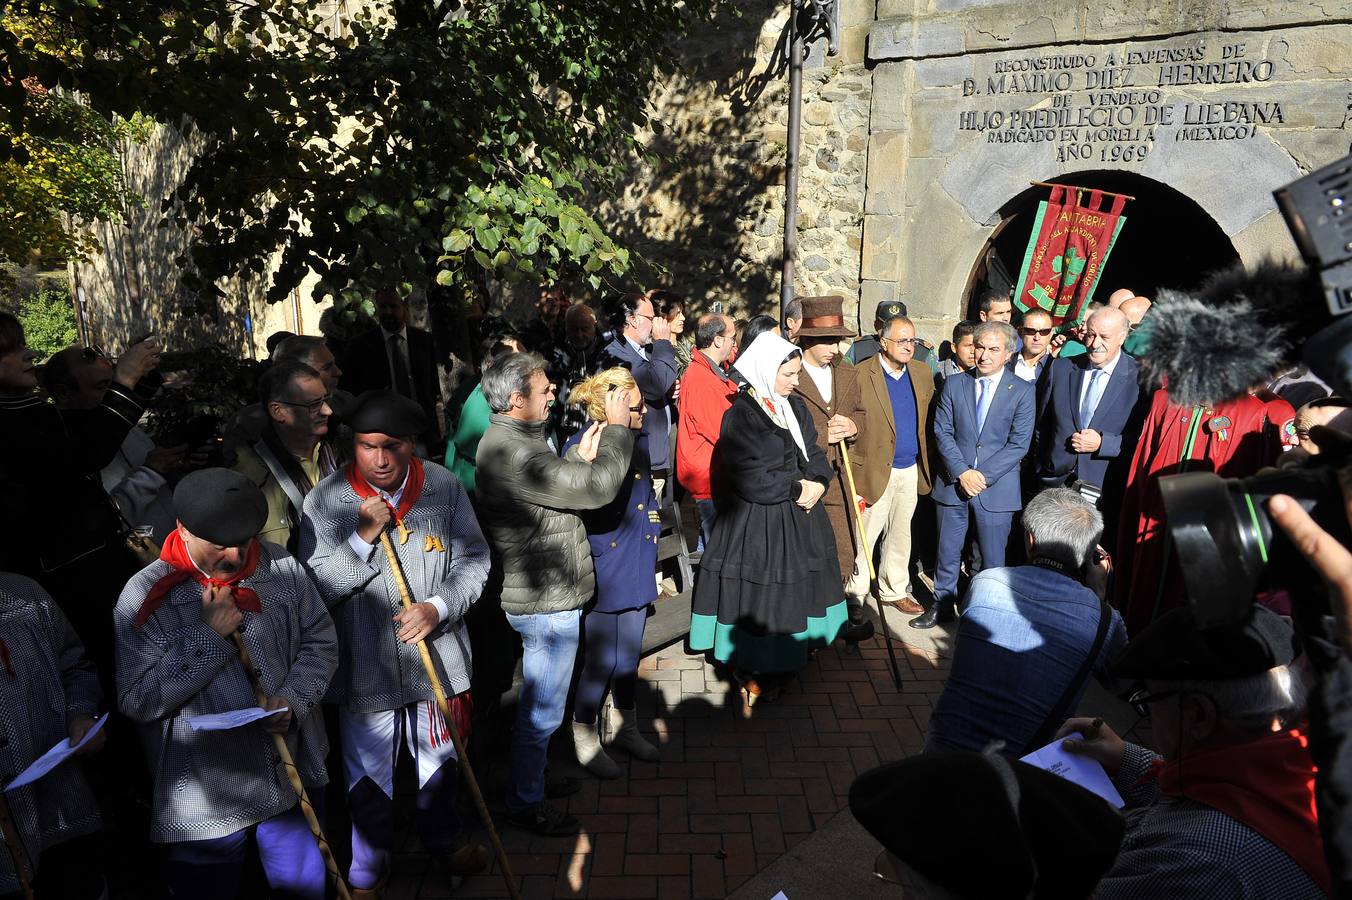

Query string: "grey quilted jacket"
[[475, 414, 634, 615], [114, 544, 338, 843], [299, 461, 490, 708], [0, 574, 102, 894]]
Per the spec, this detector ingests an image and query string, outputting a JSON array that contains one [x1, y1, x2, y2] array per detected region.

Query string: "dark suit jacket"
[[340, 325, 443, 447], [1034, 353, 1145, 491], [931, 369, 1035, 513], [601, 337, 679, 471], [852, 355, 934, 502]]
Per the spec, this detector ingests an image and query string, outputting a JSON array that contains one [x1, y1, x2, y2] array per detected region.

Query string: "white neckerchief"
[[731, 333, 808, 460]]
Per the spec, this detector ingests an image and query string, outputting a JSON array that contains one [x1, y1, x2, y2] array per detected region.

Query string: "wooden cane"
[[0, 792, 34, 900], [378, 531, 523, 900], [231, 632, 353, 900], [839, 443, 905, 690]]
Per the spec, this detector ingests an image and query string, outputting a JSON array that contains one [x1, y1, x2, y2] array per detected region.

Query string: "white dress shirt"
[[802, 359, 833, 403], [1078, 351, 1122, 426]]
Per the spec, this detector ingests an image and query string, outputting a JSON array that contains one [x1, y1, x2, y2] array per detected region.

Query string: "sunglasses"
[[1021, 327, 1053, 337]]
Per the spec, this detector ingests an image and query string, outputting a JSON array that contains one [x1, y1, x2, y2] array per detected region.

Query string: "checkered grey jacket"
[[0, 574, 102, 895], [1096, 742, 1325, 899], [299, 461, 489, 711], [114, 544, 338, 843]]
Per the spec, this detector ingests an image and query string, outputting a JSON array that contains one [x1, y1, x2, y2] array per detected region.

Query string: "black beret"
[[346, 389, 427, 437], [172, 468, 268, 546], [875, 300, 908, 322], [1112, 604, 1297, 681], [850, 754, 1124, 900]]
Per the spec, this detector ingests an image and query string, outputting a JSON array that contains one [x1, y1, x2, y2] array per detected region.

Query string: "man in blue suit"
[[600, 292, 679, 495], [914, 321, 1035, 629], [1033, 306, 1145, 541]]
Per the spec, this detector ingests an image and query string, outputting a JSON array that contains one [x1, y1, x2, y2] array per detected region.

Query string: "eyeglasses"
[[274, 395, 332, 415], [1126, 686, 1183, 717], [881, 337, 917, 347], [1021, 327, 1053, 337]]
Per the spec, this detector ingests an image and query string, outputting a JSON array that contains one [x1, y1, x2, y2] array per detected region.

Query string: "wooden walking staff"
[[0, 792, 34, 900], [230, 632, 353, 900], [377, 530, 522, 900], [838, 443, 905, 691]]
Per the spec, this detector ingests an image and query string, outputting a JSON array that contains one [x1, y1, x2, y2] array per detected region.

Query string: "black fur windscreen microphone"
[[1141, 259, 1325, 407]]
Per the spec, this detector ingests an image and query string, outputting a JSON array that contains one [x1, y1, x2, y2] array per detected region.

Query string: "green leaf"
[[345, 206, 366, 223], [442, 229, 472, 252], [435, 268, 455, 286]]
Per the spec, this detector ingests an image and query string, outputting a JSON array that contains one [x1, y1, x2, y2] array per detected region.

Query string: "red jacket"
[[676, 350, 738, 500]]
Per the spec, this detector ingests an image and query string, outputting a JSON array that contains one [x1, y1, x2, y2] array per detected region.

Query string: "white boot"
[[572, 720, 620, 779], [610, 706, 660, 761]]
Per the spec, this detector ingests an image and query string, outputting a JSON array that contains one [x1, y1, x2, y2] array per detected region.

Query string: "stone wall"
[[863, 3, 1352, 346], [598, 0, 875, 329]]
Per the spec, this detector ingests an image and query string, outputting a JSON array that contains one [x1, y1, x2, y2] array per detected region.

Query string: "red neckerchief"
[[134, 530, 262, 628], [0, 636, 12, 678], [345, 457, 425, 526], [1148, 729, 1329, 894]]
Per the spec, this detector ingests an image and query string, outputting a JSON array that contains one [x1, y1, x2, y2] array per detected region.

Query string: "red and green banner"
[[1012, 185, 1129, 328]]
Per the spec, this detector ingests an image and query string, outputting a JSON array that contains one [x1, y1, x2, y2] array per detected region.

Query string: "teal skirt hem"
[[688, 600, 849, 673]]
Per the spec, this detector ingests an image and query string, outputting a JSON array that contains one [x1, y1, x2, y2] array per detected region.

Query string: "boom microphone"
[[1141, 259, 1326, 407]]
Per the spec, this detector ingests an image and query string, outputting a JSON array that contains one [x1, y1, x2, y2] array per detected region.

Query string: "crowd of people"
[[0, 266, 1348, 899]]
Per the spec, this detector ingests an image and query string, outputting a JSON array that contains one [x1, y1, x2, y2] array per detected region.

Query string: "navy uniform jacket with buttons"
[[114, 543, 339, 843], [563, 431, 660, 613]]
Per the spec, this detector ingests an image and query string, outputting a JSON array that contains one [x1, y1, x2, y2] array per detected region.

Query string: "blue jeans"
[[504, 608, 582, 811], [695, 498, 718, 553]]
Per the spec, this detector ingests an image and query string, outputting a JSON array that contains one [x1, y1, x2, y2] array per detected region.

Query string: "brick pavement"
[[387, 631, 950, 899]]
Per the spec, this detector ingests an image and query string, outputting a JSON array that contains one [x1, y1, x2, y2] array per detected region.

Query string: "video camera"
[[1158, 153, 1352, 628]]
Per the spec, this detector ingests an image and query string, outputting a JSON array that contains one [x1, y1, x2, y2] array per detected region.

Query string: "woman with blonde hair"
[[563, 367, 662, 777]]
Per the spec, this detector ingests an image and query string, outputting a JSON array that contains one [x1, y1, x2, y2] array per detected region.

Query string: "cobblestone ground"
[[385, 633, 950, 899]]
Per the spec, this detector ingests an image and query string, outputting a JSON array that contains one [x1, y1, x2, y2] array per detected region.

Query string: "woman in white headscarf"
[[688, 333, 847, 715]]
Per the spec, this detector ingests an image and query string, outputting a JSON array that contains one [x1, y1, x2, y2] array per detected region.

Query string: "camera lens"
[[1160, 466, 1347, 627]]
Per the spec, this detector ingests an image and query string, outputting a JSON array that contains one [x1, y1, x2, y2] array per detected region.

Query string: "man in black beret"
[[849, 751, 1124, 899], [1057, 605, 1328, 898], [114, 467, 339, 898], [299, 390, 493, 894]]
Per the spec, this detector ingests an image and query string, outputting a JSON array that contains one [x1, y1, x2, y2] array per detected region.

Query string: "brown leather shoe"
[[881, 596, 924, 615], [437, 838, 492, 890]]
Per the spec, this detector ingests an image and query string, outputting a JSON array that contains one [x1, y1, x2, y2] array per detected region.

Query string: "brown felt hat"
[[795, 295, 854, 338]]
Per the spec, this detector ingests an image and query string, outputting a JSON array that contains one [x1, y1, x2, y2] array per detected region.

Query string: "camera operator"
[[0, 315, 161, 683], [1059, 605, 1326, 899]]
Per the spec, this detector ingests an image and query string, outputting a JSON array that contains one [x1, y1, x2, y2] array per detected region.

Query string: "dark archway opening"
[[962, 170, 1241, 319]]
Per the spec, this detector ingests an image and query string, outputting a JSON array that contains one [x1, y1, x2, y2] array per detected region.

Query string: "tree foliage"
[[0, 0, 729, 310], [5, 284, 77, 359]]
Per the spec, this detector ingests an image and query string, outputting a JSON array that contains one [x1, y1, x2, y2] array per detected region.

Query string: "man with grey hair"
[[475, 352, 634, 836], [782, 297, 803, 342], [925, 487, 1126, 755], [917, 320, 1035, 629], [1034, 305, 1145, 543], [1059, 605, 1325, 898]]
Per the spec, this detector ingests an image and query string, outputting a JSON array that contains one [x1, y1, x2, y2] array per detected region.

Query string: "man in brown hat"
[[792, 296, 873, 641]]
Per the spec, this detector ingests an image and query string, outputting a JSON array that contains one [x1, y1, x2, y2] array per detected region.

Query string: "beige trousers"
[[846, 464, 920, 602]]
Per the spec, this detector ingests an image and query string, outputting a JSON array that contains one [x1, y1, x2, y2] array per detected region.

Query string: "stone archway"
[[959, 170, 1242, 317]]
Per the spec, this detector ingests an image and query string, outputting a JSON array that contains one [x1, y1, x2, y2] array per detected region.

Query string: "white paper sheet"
[[5, 712, 109, 792], [187, 706, 289, 732], [1019, 734, 1125, 808]]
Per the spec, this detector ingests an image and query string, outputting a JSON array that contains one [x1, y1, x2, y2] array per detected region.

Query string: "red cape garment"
[[1113, 389, 1285, 635]]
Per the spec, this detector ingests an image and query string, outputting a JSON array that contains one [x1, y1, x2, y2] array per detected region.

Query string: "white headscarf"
[[731, 332, 808, 460]]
